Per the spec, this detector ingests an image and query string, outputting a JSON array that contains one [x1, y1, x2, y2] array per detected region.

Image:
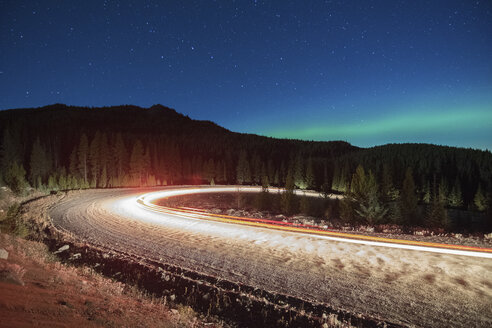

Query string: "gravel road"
[[48, 187, 492, 327]]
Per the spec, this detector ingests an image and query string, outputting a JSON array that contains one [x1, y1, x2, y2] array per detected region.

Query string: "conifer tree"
[[281, 162, 297, 215], [77, 134, 89, 185], [69, 146, 78, 178], [58, 168, 68, 190], [400, 167, 419, 226], [142, 145, 152, 185], [29, 137, 51, 187], [294, 152, 306, 189], [48, 174, 57, 190], [353, 170, 387, 225], [474, 186, 487, 211], [89, 132, 101, 187], [4, 163, 28, 195], [0, 128, 22, 175], [204, 158, 215, 183], [380, 163, 398, 202], [129, 140, 144, 186], [426, 176, 448, 228], [422, 181, 431, 204], [273, 170, 280, 186], [252, 155, 262, 185], [305, 157, 315, 190], [438, 177, 449, 206], [448, 177, 463, 208], [260, 162, 269, 188], [113, 133, 128, 186], [267, 159, 275, 185], [236, 150, 251, 184], [100, 165, 108, 188], [98, 133, 110, 186]]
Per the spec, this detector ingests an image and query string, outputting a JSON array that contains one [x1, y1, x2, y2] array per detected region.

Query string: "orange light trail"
[[136, 188, 492, 258]]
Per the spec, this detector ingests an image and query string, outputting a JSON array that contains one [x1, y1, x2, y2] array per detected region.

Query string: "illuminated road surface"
[[136, 187, 492, 259], [49, 186, 492, 327]]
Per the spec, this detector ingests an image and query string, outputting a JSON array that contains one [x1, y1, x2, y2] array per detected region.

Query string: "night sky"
[[1, 1, 491, 150]]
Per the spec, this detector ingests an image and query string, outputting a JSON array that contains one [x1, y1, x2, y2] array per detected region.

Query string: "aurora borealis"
[[268, 106, 492, 149], [0, 1, 491, 150]]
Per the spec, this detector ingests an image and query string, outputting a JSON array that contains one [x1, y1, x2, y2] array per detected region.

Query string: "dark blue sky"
[[1, 1, 491, 149]]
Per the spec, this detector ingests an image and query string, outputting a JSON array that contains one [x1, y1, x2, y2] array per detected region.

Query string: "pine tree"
[[281, 162, 297, 215], [142, 145, 152, 185], [260, 162, 269, 189], [100, 165, 108, 188], [69, 146, 78, 178], [273, 170, 280, 186], [448, 177, 463, 208], [129, 140, 145, 186], [426, 176, 448, 228], [353, 170, 387, 225], [474, 186, 487, 211], [294, 152, 306, 189], [29, 137, 51, 187], [381, 163, 398, 202], [113, 133, 128, 186], [305, 157, 315, 190], [267, 159, 275, 185], [4, 163, 28, 195], [77, 134, 89, 185], [438, 177, 449, 206], [98, 133, 110, 186], [340, 196, 355, 224], [350, 165, 366, 198], [89, 132, 101, 187], [422, 181, 431, 204], [48, 174, 57, 190], [252, 155, 262, 185], [400, 168, 419, 226], [204, 158, 215, 183], [0, 128, 22, 175], [236, 150, 251, 185], [58, 168, 68, 190]]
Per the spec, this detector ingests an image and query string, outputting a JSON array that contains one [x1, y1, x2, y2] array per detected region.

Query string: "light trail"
[[133, 187, 492, 259]]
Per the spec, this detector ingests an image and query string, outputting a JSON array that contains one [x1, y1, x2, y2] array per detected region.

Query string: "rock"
[[0, 248, 8, 260], [54, 245, 69, 254], [70, 253, 81, 260]]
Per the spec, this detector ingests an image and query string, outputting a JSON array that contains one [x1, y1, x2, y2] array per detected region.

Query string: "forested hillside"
[[1, 104, 491, 231]]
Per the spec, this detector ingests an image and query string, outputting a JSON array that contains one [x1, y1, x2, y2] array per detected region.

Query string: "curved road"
[[49, 186, 492, 327]]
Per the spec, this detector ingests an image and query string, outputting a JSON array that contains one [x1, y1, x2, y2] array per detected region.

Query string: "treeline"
[[0, 104, 353, 193], [0, 104, 491, 231]]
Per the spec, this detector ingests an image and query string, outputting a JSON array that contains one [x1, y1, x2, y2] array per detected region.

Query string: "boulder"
[[54, 244, 69, 254]]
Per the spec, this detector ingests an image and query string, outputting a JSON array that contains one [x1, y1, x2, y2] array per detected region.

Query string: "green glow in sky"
[[267, 107, 492, 150]]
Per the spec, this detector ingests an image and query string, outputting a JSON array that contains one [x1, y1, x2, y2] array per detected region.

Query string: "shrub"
[[0, 203, 29, 237]]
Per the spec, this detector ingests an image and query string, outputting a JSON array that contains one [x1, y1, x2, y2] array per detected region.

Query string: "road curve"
[[49, 186, 492, 327]]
